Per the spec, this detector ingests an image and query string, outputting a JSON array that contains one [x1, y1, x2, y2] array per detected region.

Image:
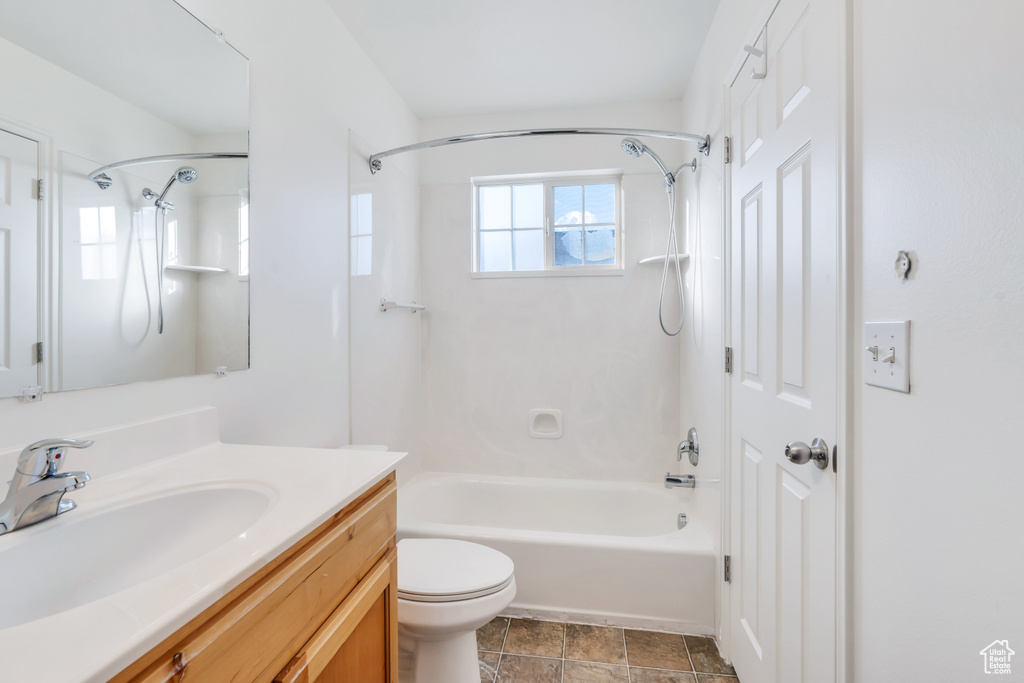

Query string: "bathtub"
[[397, 472, 715, 634]]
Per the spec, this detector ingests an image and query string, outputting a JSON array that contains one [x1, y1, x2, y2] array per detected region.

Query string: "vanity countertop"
[[0, 440, 405, 683]]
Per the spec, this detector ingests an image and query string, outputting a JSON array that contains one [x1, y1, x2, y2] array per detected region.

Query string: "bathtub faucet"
[[664, 472, 696, 489]]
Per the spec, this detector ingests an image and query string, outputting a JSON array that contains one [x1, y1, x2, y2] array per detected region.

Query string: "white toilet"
[[397, 538, 516, 683]]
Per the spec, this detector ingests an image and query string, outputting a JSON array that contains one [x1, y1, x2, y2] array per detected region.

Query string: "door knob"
[[785, 438, 830, 469]]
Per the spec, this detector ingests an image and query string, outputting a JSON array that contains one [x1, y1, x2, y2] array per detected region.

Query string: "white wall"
[[0, 0, 418, 452], [853, 1, 1024, 679], [348, 130, 422, 482], [418, 101, 687, 482]]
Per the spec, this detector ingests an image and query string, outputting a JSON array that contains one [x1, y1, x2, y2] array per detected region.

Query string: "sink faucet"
[[0, 438, 93, 535], [665, 472, 696, 489]]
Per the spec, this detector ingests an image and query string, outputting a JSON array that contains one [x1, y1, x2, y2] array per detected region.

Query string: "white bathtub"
[[397, 472, 715, 634]]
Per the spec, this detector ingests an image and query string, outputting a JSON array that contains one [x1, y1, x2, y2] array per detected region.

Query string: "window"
[[239, 197, 250, 279], [350, 192, 373, 276], [474, 175, 622, 275], [79, 206, 117, 280]]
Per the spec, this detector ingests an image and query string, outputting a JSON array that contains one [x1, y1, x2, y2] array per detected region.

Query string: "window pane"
[[513, 184, 543, 228], [480, 230, 512, 271], [513, 229, 543, 271], [585, 228, 616, 265], [356, 234, 372, 275], [584, 184, 615, 224], [81, 244, 101, 280], [553, 227, 583, 266], [99, 206, 117, 241], [553, 185, 583, 225], [479, 186, 511, 230], [79, 208, 99, 244]]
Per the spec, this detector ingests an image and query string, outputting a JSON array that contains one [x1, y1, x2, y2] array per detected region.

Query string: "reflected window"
[[166, 219, 179, 293], [238, 198, 249, 279], [474, 176, 621, 275], [350, 192, 372, 276], [79, 206, 117, 280]]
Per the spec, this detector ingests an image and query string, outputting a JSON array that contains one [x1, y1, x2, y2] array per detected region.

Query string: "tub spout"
[[665, 472, 696, 489]]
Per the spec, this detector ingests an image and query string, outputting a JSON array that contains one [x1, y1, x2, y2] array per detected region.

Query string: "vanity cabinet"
[[110, 473, 398, 683]]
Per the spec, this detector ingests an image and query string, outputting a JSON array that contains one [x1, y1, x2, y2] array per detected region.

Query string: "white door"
[[0, 128, 40, 398], [727, 0, 841, 681]]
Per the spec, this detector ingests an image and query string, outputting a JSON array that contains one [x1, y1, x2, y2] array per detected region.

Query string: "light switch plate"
[[863, 321, 910, 393]]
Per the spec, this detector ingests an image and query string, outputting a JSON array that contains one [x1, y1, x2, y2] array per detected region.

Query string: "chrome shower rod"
[[368, 128, 710, 174], [88, 152, 248, 189]]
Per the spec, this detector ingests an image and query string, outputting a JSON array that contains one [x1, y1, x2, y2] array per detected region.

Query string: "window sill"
[[471, 267, 625, 279]]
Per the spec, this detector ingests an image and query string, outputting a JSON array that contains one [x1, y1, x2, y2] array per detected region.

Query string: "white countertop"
[[0, 440, 405, 683]]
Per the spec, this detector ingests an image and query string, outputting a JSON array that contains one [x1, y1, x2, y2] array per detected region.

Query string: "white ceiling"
[[326, 0, 721, 119], [0, 0, 248, 136]]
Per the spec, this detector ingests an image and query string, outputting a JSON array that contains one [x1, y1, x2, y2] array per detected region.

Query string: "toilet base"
[[410, 630, 479, 683]]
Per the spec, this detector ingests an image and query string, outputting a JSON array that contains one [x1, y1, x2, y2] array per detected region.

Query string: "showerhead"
[[621, 138, 646, 158], [174, 166, 198, 184], [152, 166, 199, 209], [620, 137, 671, 179]]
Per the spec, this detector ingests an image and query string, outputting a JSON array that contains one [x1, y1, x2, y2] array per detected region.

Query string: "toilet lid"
[[398, 538, 514, 602]]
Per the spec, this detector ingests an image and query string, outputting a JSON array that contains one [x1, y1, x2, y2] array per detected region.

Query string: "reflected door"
[[0, 128, 39, 397], [727, 0, 841, 681]]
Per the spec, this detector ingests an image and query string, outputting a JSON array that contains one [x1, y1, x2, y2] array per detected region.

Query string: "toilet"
[[397, 538, 516, 683]]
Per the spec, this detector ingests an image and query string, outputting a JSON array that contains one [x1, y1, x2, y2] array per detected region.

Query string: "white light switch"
[[863, 321, 910, 393]]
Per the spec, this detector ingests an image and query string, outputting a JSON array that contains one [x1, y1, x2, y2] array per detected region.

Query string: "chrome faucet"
[[0, 438, 93, 535], [665, 472, 696, 489]]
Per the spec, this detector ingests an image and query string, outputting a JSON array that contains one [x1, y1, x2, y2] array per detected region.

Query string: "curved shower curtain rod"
[[88, 152, 248, 189], [368, 127, 710, 174]]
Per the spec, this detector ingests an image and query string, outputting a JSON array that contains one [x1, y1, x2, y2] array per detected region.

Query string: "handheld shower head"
[[152, 166, 199, 208], [621, 137, 646, 158], [174, 166, 198, 184], [620, 137, 671, 180]]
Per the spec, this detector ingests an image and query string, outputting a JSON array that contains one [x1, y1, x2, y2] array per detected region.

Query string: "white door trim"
[[0, 116, 53, 398], [718, 0, 853, 680]]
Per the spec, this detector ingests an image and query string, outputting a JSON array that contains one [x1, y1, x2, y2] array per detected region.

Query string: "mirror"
[[0, 0, 249, 398]]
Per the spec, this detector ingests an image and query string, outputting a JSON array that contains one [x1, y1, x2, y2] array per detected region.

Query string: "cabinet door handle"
[[171, 652, 187, 682], [274, 556, 391, 683]]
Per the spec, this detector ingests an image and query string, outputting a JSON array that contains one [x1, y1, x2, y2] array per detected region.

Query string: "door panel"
[[0, 128, 39, 397], [728, 0, 840, 681]]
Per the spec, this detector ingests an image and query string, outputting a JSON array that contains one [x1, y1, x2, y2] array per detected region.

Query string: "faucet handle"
[[17, 438, 94, 477]]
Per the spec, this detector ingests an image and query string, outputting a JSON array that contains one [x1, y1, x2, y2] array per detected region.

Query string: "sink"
[[0, 485, 273, 631]]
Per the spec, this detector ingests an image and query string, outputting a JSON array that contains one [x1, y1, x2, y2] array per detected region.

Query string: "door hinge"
[[34, 341, 43, 364], [36, 179, 44, 201], [725, 347, 733, 374], [723, 136, 732, 165], [724, 555, 732, 583]]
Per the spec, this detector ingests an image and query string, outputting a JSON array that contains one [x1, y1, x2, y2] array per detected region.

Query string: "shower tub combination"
[[397, 472, 715, 634]]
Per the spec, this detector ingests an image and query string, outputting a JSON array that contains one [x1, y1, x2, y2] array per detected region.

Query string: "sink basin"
[[0, 485, 273, 631]]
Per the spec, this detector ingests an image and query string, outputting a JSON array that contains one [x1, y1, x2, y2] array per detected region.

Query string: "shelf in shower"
[[637, 254, 690, 266], [164, 264, 229, 274]]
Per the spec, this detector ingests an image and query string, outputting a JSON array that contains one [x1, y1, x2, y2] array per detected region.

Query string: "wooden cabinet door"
[[275, 549, 398, 683]]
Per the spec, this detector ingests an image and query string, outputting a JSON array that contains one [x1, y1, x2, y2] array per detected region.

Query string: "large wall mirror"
[[0, 0, 249, 399]]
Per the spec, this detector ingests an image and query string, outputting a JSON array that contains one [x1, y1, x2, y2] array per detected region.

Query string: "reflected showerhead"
[[174, 166, 198, 184], [621, 138, 646, 158], [153, 166, 199, 209]]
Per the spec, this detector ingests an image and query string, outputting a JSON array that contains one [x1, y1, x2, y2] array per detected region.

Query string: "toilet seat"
[[398, 538, 515, 603]]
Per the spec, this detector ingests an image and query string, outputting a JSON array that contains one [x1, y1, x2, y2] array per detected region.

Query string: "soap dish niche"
[[528, 409, 562, 439]]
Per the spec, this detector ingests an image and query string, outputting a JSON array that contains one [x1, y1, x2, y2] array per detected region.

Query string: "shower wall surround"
[[348, 131, 422, 481], [0, 0, 418, 450], [418, 101, 689, 482]]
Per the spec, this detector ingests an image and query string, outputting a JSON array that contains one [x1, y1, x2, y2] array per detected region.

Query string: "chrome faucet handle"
[[17, 438, 94, 478]]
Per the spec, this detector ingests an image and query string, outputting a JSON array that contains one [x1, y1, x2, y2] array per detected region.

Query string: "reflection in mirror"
[[0, 0, 249, 398]]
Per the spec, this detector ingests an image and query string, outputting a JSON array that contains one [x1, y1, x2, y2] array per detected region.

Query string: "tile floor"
[[476, 616, 740, 683]]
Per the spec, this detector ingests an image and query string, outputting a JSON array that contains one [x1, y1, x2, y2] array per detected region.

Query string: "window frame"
[[471, 173, 624, 278]]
